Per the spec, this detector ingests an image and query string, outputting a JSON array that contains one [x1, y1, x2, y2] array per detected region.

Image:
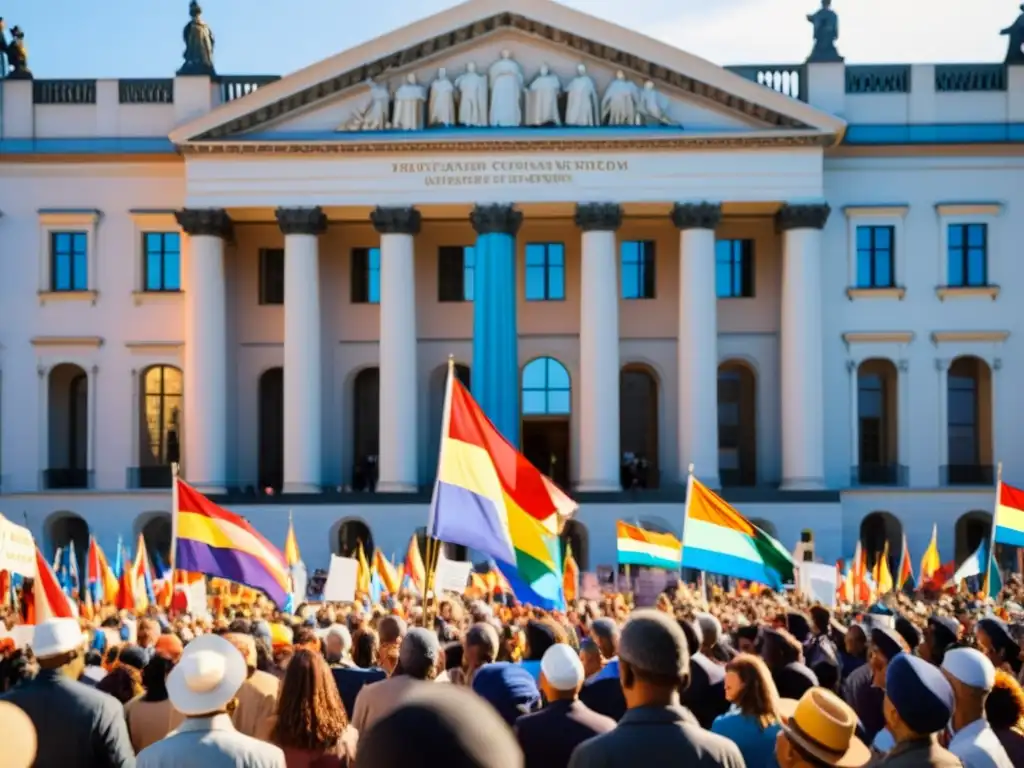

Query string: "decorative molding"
[[132, 290, 184, 307], [842, 332, 914, 346], [31, 335, 104, 349], [842, 204, 909, 218], [574, 203, 622, 232], [898, 359, 909, 372], [935, 285, 1000, 301], [470, 204, 523, 236], [670, 202, 722, 231], [129, 209, 180, 229], [174, 208, 233, 239], [125, 341, 184, 354], [775, 203, 831, 232], [37, 208, 102, 226], [934, 202, 1003, 217], [934, 357, 951, 372], [276, 206, 328, 236], [370, 206, 422, 236], [930, 330, 1010, 344], [37, 290, 99, 307], [845, 287, 906, 301]]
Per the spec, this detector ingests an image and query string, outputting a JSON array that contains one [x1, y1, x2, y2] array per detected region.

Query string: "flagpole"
[[424, 356, 456, 627], [170, 463, 180, 572], [983, 461, 1002, 596], [682, 464, 697, 594]]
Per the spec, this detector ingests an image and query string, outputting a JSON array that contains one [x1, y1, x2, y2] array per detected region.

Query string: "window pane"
[[621, 265, 639, 299], [948, 224, 963, 248], [548, 243, 565, 266], [716, 261, 732, 297], [72, 232, 87, 254], [53, 232, 71, 254], [54, 255, 71, 290], [525, 266, 546, 300], [549, 265, 565, 300], [547, 359, 570, 389], [856, 249, 873, 288], [146, 251, 162, 290], [368, 267, 380, 303], [967, 249, 986, 286], [165, 232, 181, 253], [874, 227, 891, 248], [967, 223, 985, 247], [856, 226, 872, 250], [621, 241, 639, 265], [522, 391, 546, 415], [522, 361, 546, 390], [875, 250, 892, 287], [73, 250, 88, 290], [369, 247, 380, 269], [164, 251, 181, 290], [547, 391, 571, 415], [525, 243, 546, 266], [947, 249, 964, 286]]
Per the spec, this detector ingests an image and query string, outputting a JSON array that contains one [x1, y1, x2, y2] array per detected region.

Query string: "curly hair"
[[270, 649, 347, 752], [96, 665, 143, 704], [985, 669, 1024, 731]]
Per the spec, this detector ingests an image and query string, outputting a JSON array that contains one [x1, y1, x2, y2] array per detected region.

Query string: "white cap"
[[942, 647, 995, 692], [32, 618, 84, 659], [166, 634, 247, 716], [540, 644, 585, 691]]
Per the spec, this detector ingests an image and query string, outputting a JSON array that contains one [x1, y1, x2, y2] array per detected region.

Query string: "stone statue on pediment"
[[602, 70, 640, 126], [455, 62, 488, 127], [489, 49, 524, 127], [1001, 4, 1024, 65], [526, 64, 562, 126], [428, 68, 456, 127], [637, 81, 676, 126], [178, 0, 216, 76], [806, 0, 843, 63], [393, 73, 427, 131], [0, 19, 31, 80], [341, 79, 391, 131], [565, 64, 599, 127]]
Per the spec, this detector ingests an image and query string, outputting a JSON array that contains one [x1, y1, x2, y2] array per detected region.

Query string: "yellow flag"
[[284, 513, 301, 567], [875, 542, 894, 595], [919, 524, 941, 583], [373, 549, 400, 594], [356, 542, 371, 595], [563, 542, 579, 603]]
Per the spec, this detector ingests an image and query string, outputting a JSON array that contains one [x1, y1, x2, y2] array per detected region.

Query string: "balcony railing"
[[941, 464, 996, 486], [33, 79, 97, 105], [934, 64, 1006, 92], [127, 466, 174, 489], [119, 78, 174, 104], [851, 464, 909, 487], [41, 468, 93, 490], [845, 65, 911, 94], [726, 64, 806, 101], [217, 75, 281, 103]]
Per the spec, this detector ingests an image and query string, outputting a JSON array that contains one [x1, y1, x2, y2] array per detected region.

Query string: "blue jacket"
[[712, 711, 782, 768]]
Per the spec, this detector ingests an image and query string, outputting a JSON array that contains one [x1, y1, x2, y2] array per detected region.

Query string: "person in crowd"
[[806, 606, 842, 689], [568, 609, 745, 768], [98, 645, 147, 704], [351, 628, 379, 669], [775, 687, 870, 768], [579, 618, 626, 721], [376, 616, 406, 676], [895, 617, 923, 657], [941, 647, 1013, 768], [841, 624, 868, 681], [736, 625, 760, 655], [350, 627, 438, 733], [515, 643, 615, 768], [137, 633, 285, 767], [0, 699, 37, 768], [521, 619, 566, 682], [697, 612, 734, 664], [449, 622, 499, 687], [1, 617, 135, 767], [137, 619, 161, 663], [984, 669, 1024, 764], [872, 653, 960, 766], [921, 617, 961, 666], [498, 624, 524, 663], [762, 628, 818, 701], [711, 653, 783, 768], [333, 629, 386, 717], [81, 649, 107, 687], [680, 618, 729, 729], [125, 653, 186, 753], [226, 632, 280, 741], [579, 639, 603, 681], [866, 627, 912, 752], [0, 647, 37, 692], [268, 649, 357, 768], [323, 625, 353, 668], [473, 661, 542, 727], [976, 618, 1022, 677]]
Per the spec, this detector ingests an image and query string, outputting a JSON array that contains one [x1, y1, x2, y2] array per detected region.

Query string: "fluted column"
[[470, 204, 523, 447], [576, 203, 622, 491], [672, 202, 722, 487], [777, 203, 831, 490], [276, 207, 327, 493], [175, 208, 232, 490], [371, 207, 420, 492]]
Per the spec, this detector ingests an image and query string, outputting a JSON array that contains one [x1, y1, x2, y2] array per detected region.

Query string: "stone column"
[[371, 207, 421, 492], [847, 359, 859, 484], [672, 202, 722, 487], [175, 208, 232, 490], [470, 204, 523, 446], [935, 357, 951, 480], [575, 203, 622, 491], [776, 203, 831, 490], [276, 207, 327, 493], [897, 359, 910, 482]]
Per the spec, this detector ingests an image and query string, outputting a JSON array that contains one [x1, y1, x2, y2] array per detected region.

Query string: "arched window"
[[45, 512, 90, 578], [135, 366, 182, 488], [521, 358, 571, 488], [337, 519, 373, 559], [353, 368, 380, 491], [521, 358, 570, 416], [46, 363, 89, 489], [620, 365, 659, 489], [560, 520, 589, 571], [718, 362, 757, 487], [859, 511, 902, 571], [258, 368, 284, 493], [947, 357, 993, 484], [856, 359, 899, 485]]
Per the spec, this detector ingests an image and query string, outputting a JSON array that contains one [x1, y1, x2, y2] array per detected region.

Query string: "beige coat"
[[232, 669, 280, 741], [349, 676, 432, 734]]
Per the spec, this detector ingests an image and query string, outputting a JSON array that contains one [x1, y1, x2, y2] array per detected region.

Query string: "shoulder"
[[684, 722, 746, 758]]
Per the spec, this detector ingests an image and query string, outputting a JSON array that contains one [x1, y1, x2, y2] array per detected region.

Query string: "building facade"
[[2, 0, 1024, 579]]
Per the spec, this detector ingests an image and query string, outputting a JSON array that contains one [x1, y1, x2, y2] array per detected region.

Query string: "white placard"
[[0, 515, 37, 578], [323, 556, 358, 603], [435, 559, 473, 594], [798, 563, 838, 608]]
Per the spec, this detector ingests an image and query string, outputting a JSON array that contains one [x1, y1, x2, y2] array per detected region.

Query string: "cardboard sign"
[[323, 556, 358, 603]]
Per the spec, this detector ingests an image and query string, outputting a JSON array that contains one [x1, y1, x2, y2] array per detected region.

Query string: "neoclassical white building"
[[2, 0, 1023, 581]]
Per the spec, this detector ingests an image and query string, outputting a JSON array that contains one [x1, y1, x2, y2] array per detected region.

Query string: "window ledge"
[[38, 289, 98, 306], [935, 285, 999, 301], [846, 287, 906, 301], [133, 290, 184, 306]]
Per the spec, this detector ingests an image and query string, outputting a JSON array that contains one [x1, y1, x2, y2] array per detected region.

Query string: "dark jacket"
[[773, 661, 818, 701], [843, 662, 886, 742], [873, 736, 963, 768], [1, 669, 135, 767], [568, 704, 746, 768], [684, 653, 729, 730], [331, 666, 386, 719], [578, 676, 627, 722], [515, 699, 616, 768]]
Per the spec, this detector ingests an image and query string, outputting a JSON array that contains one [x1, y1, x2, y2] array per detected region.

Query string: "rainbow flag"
[[428, 362, 577, 609], [993, 481, 1024, 547], [173, 479, 290, 608], [681, 477, 794, 588], [617, 521, 682, 570]]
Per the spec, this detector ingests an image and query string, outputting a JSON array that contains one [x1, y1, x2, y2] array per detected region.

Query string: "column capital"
[[174, 208, 233, 239], [575, 203, 622, 232], [775, 203, 831, 232], [670, 202, 722, 231], [276, 206, 327, 236], [370, 206, 421, 235], [470, 204, 522, 236]]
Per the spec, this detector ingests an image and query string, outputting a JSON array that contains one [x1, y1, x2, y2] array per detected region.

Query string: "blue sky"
[[2, 0, 1013, 79]]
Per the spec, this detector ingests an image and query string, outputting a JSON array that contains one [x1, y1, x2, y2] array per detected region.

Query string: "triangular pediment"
[[171, 0, 845, 148]]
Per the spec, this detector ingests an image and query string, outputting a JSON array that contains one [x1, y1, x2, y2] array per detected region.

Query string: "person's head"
[[868, 628, 907, 687], [893, 617, 922, 654], [378, 615, 407, 646], [589, 618, 619, 660], [224, 633, 257, 675], [398, 628, 440, 681], [579, 639, 602, 679], [539, 644, 585, 703], [463, 623, 499, 671], [762, 628, 801, 668], [270, 649, 347, 751], [882, 653, 955, 742], [352, 628, 379, 669], [96, 664, 143, 704], [524, 618, 566, 661], [844, 624, 867, 657], [31, 619, 85, 679], [137, 618, 160, 650], [154, 634, 184, 664], [736, 625, 760, 655], [695, 613, 721, 653], [142, 654, 176, 702], [724, 653, 781, 728], [775, 688, 870, 768], [166, 634, 247, 718], [941, 647, 996, 731], [618, 609, 690, 709], [976, 617, 1022, 674], [324, 625, 351, 665], [922, 616, 959, 665], [985, 669, 1024, 731]]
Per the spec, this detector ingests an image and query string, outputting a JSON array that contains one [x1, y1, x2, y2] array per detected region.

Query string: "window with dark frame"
[[855, 225, 895, 289], [351, 247, 381, 304], [258, 248, 284, 305], [438, 245, 475, 302], [948, 369, 979, 466], [525, 242, 566, 301], [50, 231, 88, 292], [857, 372, 887, 466], [715, 239, 755, 298], [143, 232, 182, 292], [620, 240, 656, 299], [947, 223, 988, 287]]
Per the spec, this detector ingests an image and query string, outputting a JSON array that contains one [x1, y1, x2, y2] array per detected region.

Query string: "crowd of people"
[[0, 575, 1023, 767]]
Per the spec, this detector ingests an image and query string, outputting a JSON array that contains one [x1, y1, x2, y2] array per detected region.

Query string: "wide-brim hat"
[[166, 633, 247, 716], [779, 688, 871, 768]]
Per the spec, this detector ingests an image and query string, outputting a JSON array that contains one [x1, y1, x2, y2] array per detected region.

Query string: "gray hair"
[[695, 612, 721, 645], [326, 624, 352, 654], [399, 628, 440, 679], [465, 623, 499, 662]]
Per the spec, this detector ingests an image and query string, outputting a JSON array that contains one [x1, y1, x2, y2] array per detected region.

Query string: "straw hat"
[[779, 688, 871, 767], [0, 702, 36, 768], [166, 634, 247, 716]]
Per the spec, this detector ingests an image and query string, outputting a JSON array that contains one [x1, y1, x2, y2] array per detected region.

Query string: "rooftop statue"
[[428, 68, 456, 127], [489, 50, 524, 127], [0, 19, 31, 80], [455, 62, 488, 127], [602, 70, 641, 126], [341, 79, 392, 131], [806, 0, 843, 63], [565, 64, 600, 127], [526, 64, 562, 127], [393, 73, 426, 131], [178, 0, 215, 76], [1002, 4, 1024, 65]]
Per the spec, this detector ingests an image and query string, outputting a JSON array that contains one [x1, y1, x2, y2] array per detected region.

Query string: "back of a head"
[[225, 632, 257, 669], [590, 618, 619, 659], [695, 613, 721, 646], [619, 609, 690, 688], [399, 628, 440, 680], [353, 628, 379, 669], [985, 669, 1024, 730], [465, 623, 499, 663], [379, 615, 408, 645]]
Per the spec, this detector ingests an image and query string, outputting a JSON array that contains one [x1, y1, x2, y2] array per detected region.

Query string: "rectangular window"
[[143, 232, 181, 292], [351, 247, 381, 304], [947, 223, 988, 287], [855, 225, 895, 288], [50, 231, 88, 292], [715, 239, 755, 298], [620, 240, 656, 299], [258, 248, 285, 305], [438, 245, 475, 302], [524, 242, 565, 301]]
